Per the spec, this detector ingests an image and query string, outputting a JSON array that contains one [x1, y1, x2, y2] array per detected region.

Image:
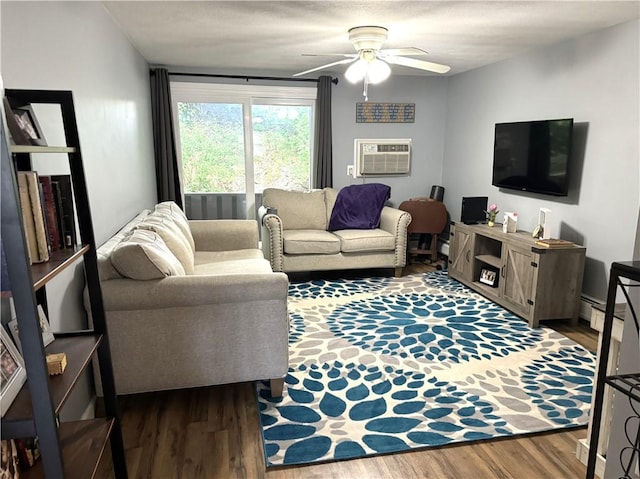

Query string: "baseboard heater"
[[579, 294, 601, 322]]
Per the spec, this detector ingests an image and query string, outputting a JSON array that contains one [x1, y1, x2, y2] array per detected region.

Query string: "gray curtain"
[[150, 68, 183, 208], [313, 76, 333, 188]]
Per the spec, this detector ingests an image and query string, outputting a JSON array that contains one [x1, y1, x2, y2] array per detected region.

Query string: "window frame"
[[170, 81, 317, 219]]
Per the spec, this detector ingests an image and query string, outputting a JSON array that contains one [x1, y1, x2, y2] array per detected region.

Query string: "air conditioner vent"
[[354, 139, 411, 177]]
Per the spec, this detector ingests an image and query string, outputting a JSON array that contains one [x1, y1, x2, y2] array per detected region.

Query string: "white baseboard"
[[576, 438, 606, 478]]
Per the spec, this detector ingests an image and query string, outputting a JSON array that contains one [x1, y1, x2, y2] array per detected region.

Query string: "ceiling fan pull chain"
[[363, 74, 369, 101]]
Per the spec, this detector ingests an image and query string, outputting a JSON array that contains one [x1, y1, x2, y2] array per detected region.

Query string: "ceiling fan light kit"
[[294, 25, 451, 100], [345, 58, 391, 84]]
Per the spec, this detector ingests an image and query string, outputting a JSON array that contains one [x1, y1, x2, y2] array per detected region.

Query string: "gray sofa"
[[92, 201, 289, 397], [260, 187, 411, 275]]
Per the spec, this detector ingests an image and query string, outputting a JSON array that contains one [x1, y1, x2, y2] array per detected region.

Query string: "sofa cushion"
[[194, 249, 265, 265], [111, 229, 186, 280], [333, 228, 396, 253], [155, 201, 195, 252], [193, 258, 273, 275], [263, 188, 327, 230], [328, 183, 391, 231], [283, 230, 341, 255], [136, 212, 195, 274]]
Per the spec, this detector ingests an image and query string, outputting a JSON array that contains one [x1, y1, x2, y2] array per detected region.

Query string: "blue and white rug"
[[256, 271, 595, 467]]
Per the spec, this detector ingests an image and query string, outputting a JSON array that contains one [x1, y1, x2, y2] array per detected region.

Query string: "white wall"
[[332, 75, 449, 207], [442, 20, 640, 300], [1, 1, 156, 418], [2, 2, 157, 243]]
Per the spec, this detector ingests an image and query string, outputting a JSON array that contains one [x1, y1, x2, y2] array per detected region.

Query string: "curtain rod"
[[153, 70, 338, 85]]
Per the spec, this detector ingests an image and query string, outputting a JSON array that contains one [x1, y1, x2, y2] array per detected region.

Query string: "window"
[[171, 82, 316, 219]]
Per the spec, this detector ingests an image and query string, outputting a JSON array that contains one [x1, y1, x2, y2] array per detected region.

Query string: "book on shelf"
[[38, 175, 62, 251], [534, 238, 575, 248], [51, 175, 77, 248], [16, 172, 49, 263], [22, 172, 50, 262]]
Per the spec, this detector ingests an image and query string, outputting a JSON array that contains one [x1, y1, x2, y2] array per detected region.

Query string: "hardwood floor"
[[96, 261, 597, 478]]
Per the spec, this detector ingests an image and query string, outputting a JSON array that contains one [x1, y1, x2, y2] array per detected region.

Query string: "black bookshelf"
[[1, 89, 127, 478]]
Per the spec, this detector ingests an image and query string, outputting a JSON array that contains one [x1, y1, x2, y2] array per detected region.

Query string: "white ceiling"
[[103, 1, 640, 77]]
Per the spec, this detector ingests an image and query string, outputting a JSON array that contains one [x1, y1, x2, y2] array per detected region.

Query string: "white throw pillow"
[[111, 229, 185, 280]]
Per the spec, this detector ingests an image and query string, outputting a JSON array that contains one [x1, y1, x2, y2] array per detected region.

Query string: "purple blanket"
[[328, 183, 391, 231]]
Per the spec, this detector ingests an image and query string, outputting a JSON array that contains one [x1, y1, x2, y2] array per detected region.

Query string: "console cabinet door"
[[500, 244, 534, 317], [449, 224, 474, 282]]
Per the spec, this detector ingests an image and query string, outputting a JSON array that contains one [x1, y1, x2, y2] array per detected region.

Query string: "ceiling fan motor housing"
[[348, 26, 388, 52]]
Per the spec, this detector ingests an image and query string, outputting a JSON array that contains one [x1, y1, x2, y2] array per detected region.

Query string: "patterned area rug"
[[256, 271, 595, 467]]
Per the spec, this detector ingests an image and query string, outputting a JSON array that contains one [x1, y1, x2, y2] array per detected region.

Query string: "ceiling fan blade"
[[302, 53, 357, 58], [379, 47, 428, 56], [293, 57, 357, 77], [383, 55, 451, 74]]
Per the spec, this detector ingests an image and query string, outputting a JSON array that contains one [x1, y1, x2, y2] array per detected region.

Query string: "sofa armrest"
[[379, 206, 412, 267], [258, 205, 277, 225], [189, 220, 259, 251], [261, 214, 284, 272], [101, 272, 289, 312]]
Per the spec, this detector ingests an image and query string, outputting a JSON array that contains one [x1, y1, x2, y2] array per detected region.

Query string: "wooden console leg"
[[270, 378, 284, 398]]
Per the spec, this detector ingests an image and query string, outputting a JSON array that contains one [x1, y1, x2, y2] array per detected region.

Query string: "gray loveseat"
[[260, 187, 411, 275], [92, 201, 289, 397]]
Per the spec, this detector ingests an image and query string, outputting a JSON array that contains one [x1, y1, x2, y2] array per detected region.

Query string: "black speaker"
[[461, 196, 488, 224], [430, 185, 445, 202]]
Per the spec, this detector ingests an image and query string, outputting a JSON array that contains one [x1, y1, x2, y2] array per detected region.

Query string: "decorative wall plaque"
[[356, 102, 415, 123]]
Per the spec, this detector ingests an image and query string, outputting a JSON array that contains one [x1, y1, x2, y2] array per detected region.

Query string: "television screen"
[[492, 118, 573, 196]]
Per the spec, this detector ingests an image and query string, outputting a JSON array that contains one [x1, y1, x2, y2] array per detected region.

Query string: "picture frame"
[[2, 99, 47, 146], [8, 303, 55, 355], [1, 328, 27, 417], [479, 267, 499, 287], [13, 105, 47, 146]]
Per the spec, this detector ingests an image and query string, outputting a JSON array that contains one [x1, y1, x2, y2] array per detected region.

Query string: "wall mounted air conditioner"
[[354, 139, 411, 177]]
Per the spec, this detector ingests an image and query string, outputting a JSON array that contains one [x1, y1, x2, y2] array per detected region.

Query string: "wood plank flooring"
[[96, 262, 597, 478]]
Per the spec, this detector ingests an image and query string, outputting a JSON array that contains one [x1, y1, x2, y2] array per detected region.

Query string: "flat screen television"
[[492, 118, 574, 196]]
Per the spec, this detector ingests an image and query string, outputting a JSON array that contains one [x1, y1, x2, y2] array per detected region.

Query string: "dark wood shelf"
[[21, 419, 114, 479], [2, 335, 101, 423], [31, 245, 89, 290]]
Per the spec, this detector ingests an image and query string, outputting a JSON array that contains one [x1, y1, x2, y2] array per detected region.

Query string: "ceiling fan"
[[293, 26, 451, 100]]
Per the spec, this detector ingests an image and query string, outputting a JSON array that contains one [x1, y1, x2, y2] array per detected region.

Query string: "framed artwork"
[[8, 303, 55, 355], [479, 267, 499, 287], [2, 98, 47, 146], [356, 102, 415, 123], [1, 328, 27, 417]]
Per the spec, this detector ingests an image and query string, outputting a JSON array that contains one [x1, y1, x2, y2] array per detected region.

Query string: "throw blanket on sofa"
[[328, 183, 391, 231]]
